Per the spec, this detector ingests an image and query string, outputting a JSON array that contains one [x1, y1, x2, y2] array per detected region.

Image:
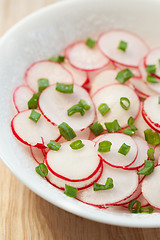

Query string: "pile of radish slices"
[[12, 29, 160, 213]]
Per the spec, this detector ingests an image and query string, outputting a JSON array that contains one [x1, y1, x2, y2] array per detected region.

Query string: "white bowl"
[[0, 0, 160, 228]]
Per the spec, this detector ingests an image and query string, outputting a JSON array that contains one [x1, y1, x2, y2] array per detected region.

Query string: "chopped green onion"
[[70, 140, 85, 150], [58, 122, 76, 141], [89, 121, 104, 136], [35, 163, 48, 177], [147, 148, 155, 160], [29, 110, 41, 123], [123, 128, 135, 136], [120, 97, 130, 110], [98, 141, 112, 152], [104, 120, 121, 133], [93, 177, 113, 191], [146, 65, 156, 74], [118, 143, 131, 156], [78, 99, 90, 110], [116, 69, 134, 83], [86, 38, 96, 48], [98, 103, 110, 116], [56, 82, 73, 94], [140, 98, 146, 102], [137, 160, 154, 175], [47, 140, 61, 151], [64, 184, 78, 198], [28, 92, 40, 109], [117, 40, 128, 52], [140, 205, 154, 214], [128, 117, 138, 131], [49, 55, 65, 63], [158, 96, 160, 104], [67, 104, 85, 116], [146, 75, 158, 83], [144, 129, 160, 145], [128, 199, 141, 213], [38, 78, 49, 93]]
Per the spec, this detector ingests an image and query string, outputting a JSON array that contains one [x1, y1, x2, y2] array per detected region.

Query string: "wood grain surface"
[[0, 0, 160, 239]]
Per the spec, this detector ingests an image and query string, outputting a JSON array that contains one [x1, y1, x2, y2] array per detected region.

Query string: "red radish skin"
[[65, 41, 110, 71], [25, 60, 73, 92], [98, 30, 149, 68], [144, 48, 160, 79], [30, 146, 45, 164], [13, 85, 35, 113]]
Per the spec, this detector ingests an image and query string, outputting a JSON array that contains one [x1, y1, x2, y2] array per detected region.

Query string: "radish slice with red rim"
[[65, 41, 110, 71], [145, 48, 160, 79], [30, 146, 45, 164], [77, 162, 139, 206], [25, 60, 73, 92], [92, 84, 140, 128], [13, 85, 34, 112], [98, 30, 149, 68], [95, 133, 138, 168], [11, 110, 60, 148], [39, 84, 95, 132]]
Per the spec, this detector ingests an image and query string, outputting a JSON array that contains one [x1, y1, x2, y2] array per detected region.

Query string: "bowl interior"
[[0, 0, 160, 227]]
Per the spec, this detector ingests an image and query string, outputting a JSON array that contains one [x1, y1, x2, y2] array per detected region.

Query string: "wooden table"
[[0, 0, 160, 239]]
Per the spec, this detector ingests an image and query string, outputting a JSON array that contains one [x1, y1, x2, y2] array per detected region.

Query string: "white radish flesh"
[[65, 41, 109, 71], [154, 145, 160, 166], [13, 85, 34, 112], [77, 162, 138, 206], [11, 110, 60, 148], [30, 146, 45, 164], [115, 63, 141, 78], [96, 133, 138, 168], [145, 48, 160, 78], [39, 84, 95, 132], [92, 84, 140, 128], [25, 61, 73, 92], [130, 78, 157, 97]]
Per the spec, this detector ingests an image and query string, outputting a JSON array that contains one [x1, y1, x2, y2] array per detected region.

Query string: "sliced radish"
[[147, 81, 160, 94], [11, 110, 60, 148], [98, 30, 149, 68], [62, 61, 88, 87], [142, 111, 160, 133], [58, 128, 90, 144], [137, 193, 149, 207], [145, 48, 160, 79], [90, 70, 118, 96], [125, 136, 149, 170], [154, 145, 160, 166], [25, 61, 73, 92], [95, 133, 138, 168], [13, 85, 34, 112], [77, 162, 138, 206], [30, 146, 45, 164], [92, 84, 140, 128], [142, 165, 160, 209], [65, 41, 109, 71], [114, 63, 141, 78], [39, 84, 95, 131]]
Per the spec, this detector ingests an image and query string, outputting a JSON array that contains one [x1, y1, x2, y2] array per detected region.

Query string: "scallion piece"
[[146, 75, 158, 83], [67, 104, 85, 116], [117, 40, 127, 52], [140, 98, 146, 102], [58, 122, 76, 141], [128, 199, 141, 213], [78, 99, 90, 110], [29, 109, 41, 123], [118, 143, 131, 156], [89, 121, 104, 136], [146, 65, 156, 74], [98, 141, 112, 152], [38, 78, 49, 93], [35, 163, 48, 177], [104, 120, 121, 133], [128, 117, 137, 131], [144, 129, 160, 145], [47, 140, 61, 151], [64, 184, 78, 198], [158, 96, 160, 104], [137, 160, 154, 175], [120, 97, 130, 110], [116, 69, 134, 83], [147, 148, 155, 160], [70, 140, 85, 150], [56, 82, 73, 94], [86, 38, 96, 48], [28, 92, 40, 109], [49, 55, 65, 63], [140, 205, 154, 214], [98, 103, 110, 116], [123, 128, 135, 136], [93, 177, 113, 191]]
